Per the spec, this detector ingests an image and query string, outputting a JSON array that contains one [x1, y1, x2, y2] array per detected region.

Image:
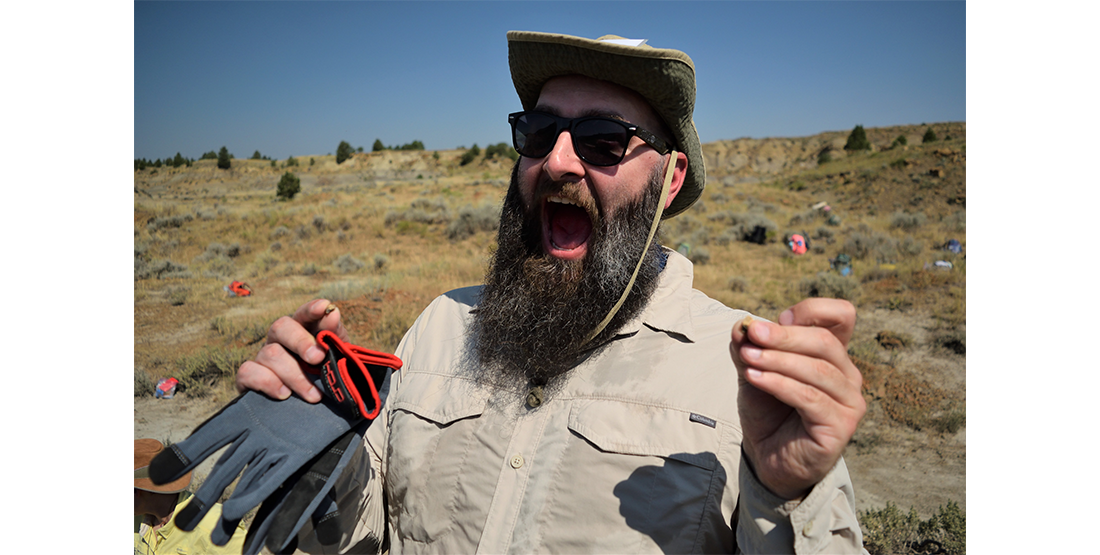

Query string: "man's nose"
[[543, 129, 586, 182]]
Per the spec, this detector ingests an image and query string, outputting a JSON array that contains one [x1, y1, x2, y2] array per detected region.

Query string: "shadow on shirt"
[[613, 452, 732, 553]]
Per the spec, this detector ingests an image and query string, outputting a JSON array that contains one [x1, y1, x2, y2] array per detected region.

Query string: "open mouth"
[[542, 195, 594, 260]]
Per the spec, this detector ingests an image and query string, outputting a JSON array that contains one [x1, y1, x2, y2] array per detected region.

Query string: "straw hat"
[[507, 31, 705, 219], [134, 438, 192, 493]]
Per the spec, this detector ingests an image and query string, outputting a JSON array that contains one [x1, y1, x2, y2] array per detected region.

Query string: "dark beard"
[[468, 162, 667, 397]]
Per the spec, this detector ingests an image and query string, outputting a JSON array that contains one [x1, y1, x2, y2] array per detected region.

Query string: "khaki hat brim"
[[508, 31, 705, 218]]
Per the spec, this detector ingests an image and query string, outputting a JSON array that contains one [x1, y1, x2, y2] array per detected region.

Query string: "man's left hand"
[[730, 298, 866, 500]]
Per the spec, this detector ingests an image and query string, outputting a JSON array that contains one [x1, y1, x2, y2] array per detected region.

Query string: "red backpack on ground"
[[228, 281, 252, 297]]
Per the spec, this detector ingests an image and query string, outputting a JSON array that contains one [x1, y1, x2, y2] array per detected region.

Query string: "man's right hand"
[[235, 299, 349, 403]]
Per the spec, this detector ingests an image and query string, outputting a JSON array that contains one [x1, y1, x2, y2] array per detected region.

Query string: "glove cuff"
[[313, 331, 402, 420]]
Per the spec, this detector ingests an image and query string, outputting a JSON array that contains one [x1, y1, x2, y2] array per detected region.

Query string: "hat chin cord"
[[583, 150, 675, 345]]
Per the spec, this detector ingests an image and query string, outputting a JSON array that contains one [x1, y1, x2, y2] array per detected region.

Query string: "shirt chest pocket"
[[553, 399, 732, 553], [385, 373, 489, 544]]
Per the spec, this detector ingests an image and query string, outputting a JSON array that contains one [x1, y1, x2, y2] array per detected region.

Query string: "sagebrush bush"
[[898, 236, 923, 258], [319, 278, 389, 302], [252, 252, 281, 274], [860, 501, 964, 555], [136, 258, 191, 281], [196, 242, 241, 262], [688, 247, 711, 265], [890, 211, 928, 230], [447, 204, 500, 240], [134, 368, 157, 397], [727, 277, 748, 292], [942, 210, 965, 232], [334, 254, 365, 274], [175, 347, 252, 398], [387, 197, 452, 226], [271, 225, 290, 239], [707, 211, 778, 244], [788, 209, 822, 226], [210, 315, 268, 345], [935, 330, 966, 355], [167, 286, 189, 306], [373, 253, 389, 271], [147, 214, 194, 232], [200, 254, 234, 279], [844, 230, 899, 262], [799, 272, 861, 300]]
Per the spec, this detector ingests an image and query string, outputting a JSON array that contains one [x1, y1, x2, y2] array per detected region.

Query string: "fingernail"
[[305, 345, 325, 364], [306, 386, 322, 403], [743, 346, 762, 361], [747, 369, 763, 380], [779, 309, 794, 326], [277, 385, 291, 400], [755, 323, 770, 341]]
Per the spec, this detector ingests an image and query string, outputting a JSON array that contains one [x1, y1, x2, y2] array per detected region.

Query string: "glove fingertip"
[[315, 510, 342, 545], [148, 446, 189, 485], [174, 498, 205, 531], [209, 516, 242, 546]]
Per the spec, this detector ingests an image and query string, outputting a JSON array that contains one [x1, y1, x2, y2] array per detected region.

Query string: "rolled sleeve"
[[736, 453, 867, 554]]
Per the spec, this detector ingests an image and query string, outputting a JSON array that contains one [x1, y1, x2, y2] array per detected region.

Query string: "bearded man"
[[238, 32, 868, 554]]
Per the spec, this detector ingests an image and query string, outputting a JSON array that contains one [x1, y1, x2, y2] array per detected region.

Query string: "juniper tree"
[[217, 146, 231, 169], [844, 125, 871, 151], [336, 141, 354, 164], [276, 172, 301, 201]]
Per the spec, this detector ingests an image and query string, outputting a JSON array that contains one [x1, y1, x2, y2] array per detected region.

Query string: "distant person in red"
[[789, 233, 808, 254]]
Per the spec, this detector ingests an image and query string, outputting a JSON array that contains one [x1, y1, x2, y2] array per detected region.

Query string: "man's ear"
[[663, 150, 689, 210]]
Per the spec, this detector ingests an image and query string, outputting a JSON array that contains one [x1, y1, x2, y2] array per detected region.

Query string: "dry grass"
[[135, 123, 966, 544]]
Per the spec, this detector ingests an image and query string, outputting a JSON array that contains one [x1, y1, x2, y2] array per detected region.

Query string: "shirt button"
[[526, 386, 543, 408], [802, 519, 814, 536], [510, 454, 524, 469]]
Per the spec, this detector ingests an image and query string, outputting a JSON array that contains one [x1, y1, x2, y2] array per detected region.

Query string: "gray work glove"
[[148, 330, 401, 545]]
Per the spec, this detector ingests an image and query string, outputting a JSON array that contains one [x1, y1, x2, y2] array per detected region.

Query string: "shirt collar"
[[613, 247, 697, 342]]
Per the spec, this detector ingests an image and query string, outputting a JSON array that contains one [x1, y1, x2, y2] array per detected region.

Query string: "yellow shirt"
[[134, 493, 246, 555]]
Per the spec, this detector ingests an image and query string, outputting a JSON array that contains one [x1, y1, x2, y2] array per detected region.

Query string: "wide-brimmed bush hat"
[[508, 31, 704, 219], [135, 438, 192, 493]]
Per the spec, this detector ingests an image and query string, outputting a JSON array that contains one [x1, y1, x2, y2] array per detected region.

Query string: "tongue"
[[549, 203, 592, 250]]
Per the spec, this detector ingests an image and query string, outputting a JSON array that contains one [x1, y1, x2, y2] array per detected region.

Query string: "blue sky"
[[134, 1, 965, 161]]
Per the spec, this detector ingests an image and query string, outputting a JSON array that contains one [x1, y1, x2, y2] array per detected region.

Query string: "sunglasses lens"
[[574, 119, 630, 166], [513, 113, 558, 158]]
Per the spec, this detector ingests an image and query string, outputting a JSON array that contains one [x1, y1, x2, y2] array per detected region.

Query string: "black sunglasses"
[[508, 111, 671, 167]]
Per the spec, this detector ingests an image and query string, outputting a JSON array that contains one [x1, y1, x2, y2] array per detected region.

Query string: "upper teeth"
[[548, 196, 578, 206]]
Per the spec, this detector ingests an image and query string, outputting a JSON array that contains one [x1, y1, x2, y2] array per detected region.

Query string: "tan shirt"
[[301, 249, 867, 554]]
